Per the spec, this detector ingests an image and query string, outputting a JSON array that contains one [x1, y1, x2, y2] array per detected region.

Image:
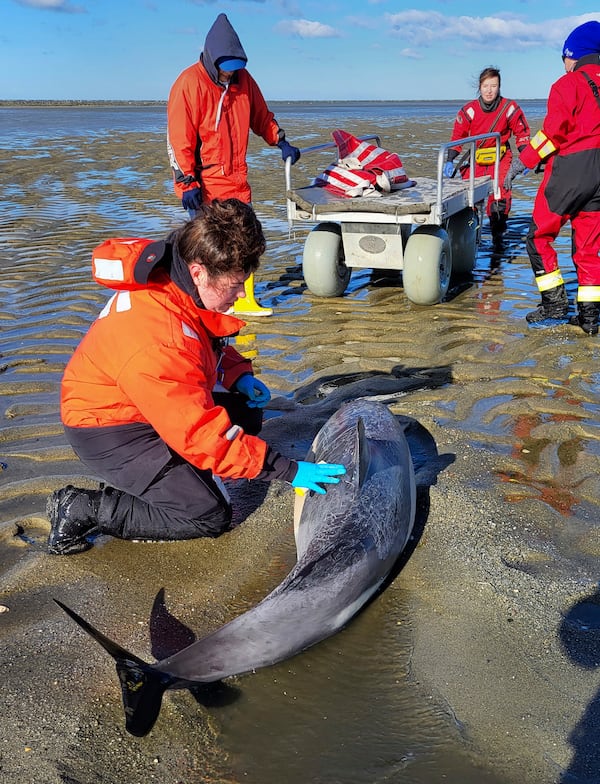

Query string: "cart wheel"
[[402, 226, 451, 305], [446, 208, 478, 275], [303, 223, 351, 297]]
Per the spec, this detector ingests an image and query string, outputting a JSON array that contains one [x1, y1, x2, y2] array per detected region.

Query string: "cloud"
[[15, 0, 84, 10], [385, 10, 600, 51], [346, 15, 378, 30], [400, 48, 424, 60], [275, 19, 341, 38]]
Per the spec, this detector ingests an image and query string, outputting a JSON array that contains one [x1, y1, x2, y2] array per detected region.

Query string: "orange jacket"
[[61, 239, 268, 480], [167, 62, 281, 203]]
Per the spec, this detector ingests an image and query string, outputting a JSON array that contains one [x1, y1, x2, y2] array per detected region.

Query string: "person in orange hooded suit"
[[46, 201, 345, 555], [167, 13, 300, 208], [166, 13, 300, 316]]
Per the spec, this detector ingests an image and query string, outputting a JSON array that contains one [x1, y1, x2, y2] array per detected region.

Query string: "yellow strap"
[[536, 270, 564, 292]]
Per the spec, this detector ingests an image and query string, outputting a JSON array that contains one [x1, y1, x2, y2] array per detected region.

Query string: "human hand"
[[234, 374, 271, 408], [443, 161, 455, 178], [277, 139, 301, 165], [291, 461, 347, 495], [503, 158, 527, 190], [181, 186, 203, 211]]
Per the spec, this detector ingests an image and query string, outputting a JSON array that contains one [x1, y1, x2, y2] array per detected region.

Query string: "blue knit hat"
[[562, 20, 600, 60]]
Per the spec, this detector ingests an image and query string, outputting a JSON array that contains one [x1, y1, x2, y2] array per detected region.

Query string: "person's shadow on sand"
[[558, 587, 600, 783]]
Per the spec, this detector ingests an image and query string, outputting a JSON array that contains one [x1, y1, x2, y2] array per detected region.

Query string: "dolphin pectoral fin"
[[54, 598, 172, 737], [293, 489, 306, 543]]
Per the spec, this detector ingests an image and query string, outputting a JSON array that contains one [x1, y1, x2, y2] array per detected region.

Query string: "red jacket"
[[520, 60, 600, 169], [450, 96, 530, 156], [167, 62, 281, 203], [61, 239, 268, 480]]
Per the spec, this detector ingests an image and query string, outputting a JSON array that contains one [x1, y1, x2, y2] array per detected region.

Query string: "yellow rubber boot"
[[232, 273, 273, 317]]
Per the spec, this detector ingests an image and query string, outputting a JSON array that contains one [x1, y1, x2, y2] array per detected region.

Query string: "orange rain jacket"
[[167, 65, 281, 203], [61, 238, 269, 480]]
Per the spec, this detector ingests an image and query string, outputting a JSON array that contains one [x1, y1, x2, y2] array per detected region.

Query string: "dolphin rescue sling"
[[314, 129, 415, 197]]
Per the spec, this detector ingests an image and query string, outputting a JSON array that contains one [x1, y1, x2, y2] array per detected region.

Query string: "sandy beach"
[[0, 103, 599, 783]]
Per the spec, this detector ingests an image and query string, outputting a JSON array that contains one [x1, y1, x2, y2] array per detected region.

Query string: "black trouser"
[[65, 392, 263, 541]]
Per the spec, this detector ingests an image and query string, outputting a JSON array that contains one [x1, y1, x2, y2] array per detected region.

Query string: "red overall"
[[520, 59, 600, 305], [449, 96, 530, 219]]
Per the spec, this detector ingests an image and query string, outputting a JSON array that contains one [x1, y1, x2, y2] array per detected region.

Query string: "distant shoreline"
[[0, 98, 546, 108]]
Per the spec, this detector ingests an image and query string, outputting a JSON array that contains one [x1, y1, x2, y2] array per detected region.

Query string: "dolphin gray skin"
[[55, 399, 416, 737]]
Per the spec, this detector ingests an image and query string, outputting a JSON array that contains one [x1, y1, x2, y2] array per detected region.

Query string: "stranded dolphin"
[[55, 398, 416, 736]]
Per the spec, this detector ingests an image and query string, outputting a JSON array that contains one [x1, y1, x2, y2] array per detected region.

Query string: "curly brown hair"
[[174, 199, 265, 279]]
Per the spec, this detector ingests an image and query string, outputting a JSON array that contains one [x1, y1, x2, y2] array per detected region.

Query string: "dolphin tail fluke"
[[54, 598, 172, 737]]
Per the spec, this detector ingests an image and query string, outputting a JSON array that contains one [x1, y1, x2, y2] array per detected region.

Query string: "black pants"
[[65, 392, 263, 541]]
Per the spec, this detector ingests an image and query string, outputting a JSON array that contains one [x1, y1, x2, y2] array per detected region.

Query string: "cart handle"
[[436, 133, 501, 220], [284, 135, 381, 227]]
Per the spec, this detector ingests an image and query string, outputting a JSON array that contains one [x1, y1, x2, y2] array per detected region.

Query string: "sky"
[[2, 0, 599, 102]]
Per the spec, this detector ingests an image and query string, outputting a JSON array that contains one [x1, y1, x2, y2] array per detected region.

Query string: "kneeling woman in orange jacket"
[[47, 200, 345, 555]]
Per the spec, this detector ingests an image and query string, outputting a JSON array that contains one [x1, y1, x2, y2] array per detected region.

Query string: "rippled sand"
[[0, 108, 599, 783]]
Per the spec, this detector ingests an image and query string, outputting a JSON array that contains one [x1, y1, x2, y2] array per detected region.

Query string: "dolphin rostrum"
[[55, 399, 416, 736]]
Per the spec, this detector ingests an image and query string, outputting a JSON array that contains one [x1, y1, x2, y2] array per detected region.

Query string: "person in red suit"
[[444, 67, 531, 249], [504, 20, 600, 334]]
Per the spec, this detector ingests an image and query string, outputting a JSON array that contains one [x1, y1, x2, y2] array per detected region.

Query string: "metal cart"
[[284, 133, 501, 305]]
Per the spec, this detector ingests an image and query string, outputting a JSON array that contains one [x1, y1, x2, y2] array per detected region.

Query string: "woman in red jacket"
[[444, 66, 531, 248], [505, 21, 600, 334], [47, 200, 345, 555]]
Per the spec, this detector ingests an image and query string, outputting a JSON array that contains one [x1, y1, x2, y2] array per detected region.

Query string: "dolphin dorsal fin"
[[354, 417, 371, 488]]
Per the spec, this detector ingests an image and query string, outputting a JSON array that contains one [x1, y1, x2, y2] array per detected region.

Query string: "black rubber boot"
[[490, 212, 507, 249], [569, 302, 600, 335], [46, 485, 102, 555], [526, 284, 569, 323]]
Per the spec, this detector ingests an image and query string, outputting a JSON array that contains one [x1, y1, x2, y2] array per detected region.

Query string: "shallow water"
[[0, 102, 598, 783]]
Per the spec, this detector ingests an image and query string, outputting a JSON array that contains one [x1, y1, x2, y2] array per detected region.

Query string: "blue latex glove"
[[291, 461, 347, 495], [277, 139, 301, 165], [181, 186, 203, 211], [503, 158, 528, 190], [443, 161, 455, 178], [234, 374, 271, 408]]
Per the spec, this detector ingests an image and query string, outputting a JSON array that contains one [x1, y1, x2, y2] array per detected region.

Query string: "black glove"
[[277, 139, 301, 165], [503, 158, 527, 190], [181, 186, 203, 211]]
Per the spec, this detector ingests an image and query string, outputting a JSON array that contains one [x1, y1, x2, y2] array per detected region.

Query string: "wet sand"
[[0, 107, 599, 783]]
